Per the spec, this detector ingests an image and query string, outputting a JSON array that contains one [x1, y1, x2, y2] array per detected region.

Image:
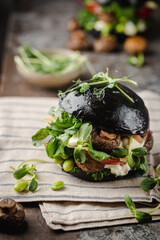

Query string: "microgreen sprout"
[[140, 163, 160, 192], [11, 159, 47, 193], [124, 194, 160, 223], [58, 68, 137, 103]]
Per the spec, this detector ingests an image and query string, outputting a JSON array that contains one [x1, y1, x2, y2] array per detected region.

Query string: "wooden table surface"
[[1, 0, 160, 239]]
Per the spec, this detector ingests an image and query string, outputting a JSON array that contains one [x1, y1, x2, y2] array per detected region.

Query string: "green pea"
[[53, 157, 64, 164], [14, 181, 29, 192], [51, 181, 64, 191], [63, 159, 74, 172]]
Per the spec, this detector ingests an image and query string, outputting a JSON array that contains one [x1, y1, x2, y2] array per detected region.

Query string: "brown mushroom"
[[124, 36, 147, 55], [67, 30, 90, 51], [67, 18, 81, 32], [93, 35, 117, 52], [0, 198, 25, 227], [71, 29, 87, 40], [98, 12, 116, 23], [91, 128, 121, 153]]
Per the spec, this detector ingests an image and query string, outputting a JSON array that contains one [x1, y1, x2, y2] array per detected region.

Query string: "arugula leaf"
[[140, 178, 157, 192], [88, 141, 111, 161], [124, 194, 136, 213], [74, 147, 86, 163], [135, 211, 152, 223], [111, 148, 128, 158], [51, 117, 73, 130], [32, 128, 52, 147], [78, 123, 92, 142]]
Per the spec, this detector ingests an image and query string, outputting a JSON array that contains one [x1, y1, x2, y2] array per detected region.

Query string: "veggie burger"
[[32, 69, 153, 181]]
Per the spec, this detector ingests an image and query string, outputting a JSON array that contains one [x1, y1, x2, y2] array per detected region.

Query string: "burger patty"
[[144, 132, 154, 152], [91, 128, 121, 153], [75, 156, 104, 172]]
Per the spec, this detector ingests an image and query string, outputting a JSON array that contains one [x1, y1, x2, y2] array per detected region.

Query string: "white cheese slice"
[[104, 162, 130, 176]]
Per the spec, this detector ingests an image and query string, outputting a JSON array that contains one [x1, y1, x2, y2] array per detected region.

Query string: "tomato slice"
[[100, 158, 120, 165], [85, 150, 126, 166], [87, 2, 102, 14]]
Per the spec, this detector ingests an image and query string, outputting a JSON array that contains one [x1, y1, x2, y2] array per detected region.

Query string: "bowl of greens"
[[14, 45, 88, 88]]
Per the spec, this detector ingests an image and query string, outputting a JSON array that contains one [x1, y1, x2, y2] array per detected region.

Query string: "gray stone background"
[[7, 0, 160, 93]]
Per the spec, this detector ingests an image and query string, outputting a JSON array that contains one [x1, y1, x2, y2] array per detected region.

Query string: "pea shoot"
[[58, 68, 137, 103], [11, 159, 47, 193], [140, 163, 160, 192], [124, 194, 160, 223], [14, 44, 89, 75]]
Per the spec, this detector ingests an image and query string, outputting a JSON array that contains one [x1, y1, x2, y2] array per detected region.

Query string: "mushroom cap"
[[0, 199, 16, 209], [59, 83, 149, 135], [67, 18, 80, 32], [124, 36, 147, 55], [94, 35, 117, 52]]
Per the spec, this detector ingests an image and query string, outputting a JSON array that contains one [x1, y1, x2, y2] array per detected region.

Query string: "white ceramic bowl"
[[15, 48, 84, 88]]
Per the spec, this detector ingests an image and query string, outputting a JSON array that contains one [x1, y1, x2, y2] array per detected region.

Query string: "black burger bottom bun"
[[61, 165, 147, 182]]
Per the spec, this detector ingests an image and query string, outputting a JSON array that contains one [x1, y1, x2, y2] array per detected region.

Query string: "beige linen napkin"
[[0, 91, 160, 230]]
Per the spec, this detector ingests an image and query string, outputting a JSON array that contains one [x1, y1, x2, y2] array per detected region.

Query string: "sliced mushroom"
[[91, 128, 121, 153], [0, 198, 25, 227]]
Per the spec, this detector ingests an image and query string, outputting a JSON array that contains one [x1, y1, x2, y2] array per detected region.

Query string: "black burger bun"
[[59, 83, 149, 135], [61, 165, 146, 182]]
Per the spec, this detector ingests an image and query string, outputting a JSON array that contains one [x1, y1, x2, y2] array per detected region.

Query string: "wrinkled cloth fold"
[[0, 91, 160, 230]]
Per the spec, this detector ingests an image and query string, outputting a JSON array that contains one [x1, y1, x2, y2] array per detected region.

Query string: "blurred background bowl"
[[15, 48, 84, 88]]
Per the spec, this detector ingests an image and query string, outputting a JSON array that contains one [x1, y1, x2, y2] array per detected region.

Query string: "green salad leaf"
[[32, 128, 52, 147], [74, 147, 86, 163], [111, 148, 128, 158], [88, 141, 111, 161], [140, 177, 157, 192]]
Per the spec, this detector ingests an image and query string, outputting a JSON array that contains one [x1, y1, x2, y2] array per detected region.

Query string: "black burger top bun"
[[59, 83, 149, 135]]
